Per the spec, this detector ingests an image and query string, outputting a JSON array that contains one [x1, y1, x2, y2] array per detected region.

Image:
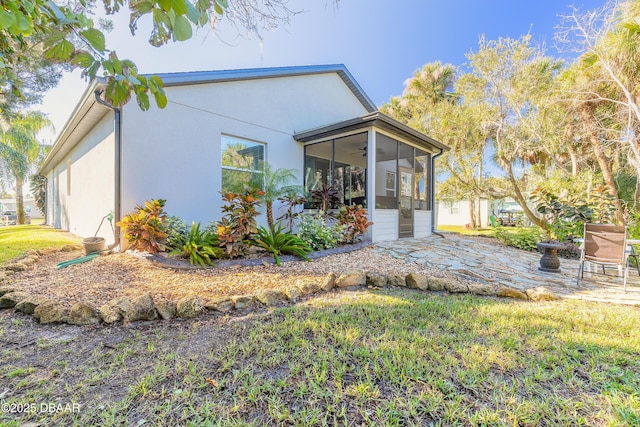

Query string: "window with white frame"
[[221, 135, 265, 193]]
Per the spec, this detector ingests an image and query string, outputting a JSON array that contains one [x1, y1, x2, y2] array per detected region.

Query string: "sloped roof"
[[141, 64, 377, 113], [39, 64, 376, 174], [294, 111, 449, 153]]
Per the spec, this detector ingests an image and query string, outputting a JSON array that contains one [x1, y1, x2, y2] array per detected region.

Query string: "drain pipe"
[[430, 148, 445, 238], [94, 89, 122, 250]]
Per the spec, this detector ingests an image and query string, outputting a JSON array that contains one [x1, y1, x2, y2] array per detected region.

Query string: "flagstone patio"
[[375, 232, 640, 306]]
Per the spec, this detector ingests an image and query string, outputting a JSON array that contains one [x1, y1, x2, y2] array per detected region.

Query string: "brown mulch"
[[8, 247, 437, 307]]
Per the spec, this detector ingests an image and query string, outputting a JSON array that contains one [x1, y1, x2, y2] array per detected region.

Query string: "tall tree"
[[464, 35, 563, 229], [252, 163, 298, 229], [0, 111, 53, 224], [558, 0, 640, 185], [1, 0, 310, 110], [0, 37, 62, 121]]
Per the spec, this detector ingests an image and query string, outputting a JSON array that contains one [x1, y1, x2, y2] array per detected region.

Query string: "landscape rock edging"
[[0, 267, 561, 326]]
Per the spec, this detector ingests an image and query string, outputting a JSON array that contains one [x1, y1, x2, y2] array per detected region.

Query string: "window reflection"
[[304, 133, 368, 208]]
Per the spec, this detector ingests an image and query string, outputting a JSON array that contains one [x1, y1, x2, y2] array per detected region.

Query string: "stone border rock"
[[2, 244, 81, 275], [0, 268, 560, 326]]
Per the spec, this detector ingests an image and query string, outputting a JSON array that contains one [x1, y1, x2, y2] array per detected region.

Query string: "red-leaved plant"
[[216, 185, 265, 258], [117, 199, 168, 253], [337, 204, 373, 243]]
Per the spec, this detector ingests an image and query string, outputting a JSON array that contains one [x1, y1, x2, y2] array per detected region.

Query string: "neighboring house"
[[435, 197, 524, 228], [38, 65, 449, 245], [0, 198, 40, 219]]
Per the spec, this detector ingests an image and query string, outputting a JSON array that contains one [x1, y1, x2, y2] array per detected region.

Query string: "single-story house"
[[0, 198, 40, 218], [435, 197, 524, 228], [38, 64, 449, 246]]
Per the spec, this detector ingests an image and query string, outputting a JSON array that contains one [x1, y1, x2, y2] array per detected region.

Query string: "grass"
[[438, 224, 498, 236], [0, 224, 80, 265], [1, 290, 639, 426], [438, 224, 530, 237]]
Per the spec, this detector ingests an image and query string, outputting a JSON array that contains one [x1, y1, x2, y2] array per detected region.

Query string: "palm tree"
[[0, 111, 53, 224], [253, 163, 299, 228]]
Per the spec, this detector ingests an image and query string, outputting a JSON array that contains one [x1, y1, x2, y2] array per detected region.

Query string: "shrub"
[[309, 184, 341, 212], [117, 199, 168, 253], [165, 216, 188, 251], [170, 222, 222, 267], [253, 223, 312, 266], [530, 184, 618, 241], [277, 192, 306, 232], [29, 174, 47, 218], [297, 212, 344, 251], [493, 226, 542, 251], [217, 185, 265, 258], [337, 204, 373, 243]]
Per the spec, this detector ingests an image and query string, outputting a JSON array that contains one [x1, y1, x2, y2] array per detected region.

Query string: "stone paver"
[[375, 232, 640, 306]]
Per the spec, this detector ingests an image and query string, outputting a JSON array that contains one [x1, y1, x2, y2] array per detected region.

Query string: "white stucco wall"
[[120, 73, 369, 227], [414, 210, 432, 238], [435, 199, 495, 227], [372, 209, 399, 241], [49, 114, 116, 242]]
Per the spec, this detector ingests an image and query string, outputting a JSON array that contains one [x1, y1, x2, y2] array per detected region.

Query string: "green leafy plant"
[[587, 184, 618, 224], [277, 192, 306, 232], [531, 184, 619, 241], [170, 222, 222, 267], [253, 223, 312, 266], [337, 204, 373, 243], [29, 174, 47, 218], [250, 162, 299, 228], [116, 199, 169, 253], [165, 216, 188, 251], [530, 187, 592, 241], [297, 211, 344, 251], [493, 226, 542, 251], [217, 185, 265, 258]]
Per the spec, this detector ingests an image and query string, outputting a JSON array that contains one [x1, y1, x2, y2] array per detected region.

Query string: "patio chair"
[[576, 224, 629, 292]]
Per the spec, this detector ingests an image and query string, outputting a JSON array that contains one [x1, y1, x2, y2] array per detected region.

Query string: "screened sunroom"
[[294, 112, 448, 241]]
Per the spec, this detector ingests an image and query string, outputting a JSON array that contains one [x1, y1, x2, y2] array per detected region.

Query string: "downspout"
[[431, 148, 445, 238], [94, 90, 122, 250]]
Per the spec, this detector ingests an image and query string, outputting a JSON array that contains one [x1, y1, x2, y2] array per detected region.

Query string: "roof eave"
[[38, 80, 109, 175], [294, 112, 450, 152]]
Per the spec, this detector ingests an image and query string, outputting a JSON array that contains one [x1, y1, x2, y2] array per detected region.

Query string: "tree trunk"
[[476, 159, 483, 228], [503, 158, 548, 230], [16, 176, 25, 224], [591, 136, 625, 225], [468, 197, 476, 229], [567, 144, 578, 176], [266, 201, 274, 229], [580, 108, 625, 225]]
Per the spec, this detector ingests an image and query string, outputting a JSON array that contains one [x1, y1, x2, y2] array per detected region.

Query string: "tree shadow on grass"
[[0, 288, 638, 426]]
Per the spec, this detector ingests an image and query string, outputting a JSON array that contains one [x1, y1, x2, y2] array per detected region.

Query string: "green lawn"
[[437, 225, 498, 236], [1, 290, 638, 426], [0, 224, 80, 264]]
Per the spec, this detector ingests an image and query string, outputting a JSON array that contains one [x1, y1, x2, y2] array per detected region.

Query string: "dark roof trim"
[[294, 112, 450, 152], [99, 64, 377, 113]]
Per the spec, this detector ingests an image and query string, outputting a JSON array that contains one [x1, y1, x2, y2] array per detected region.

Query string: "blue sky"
[[40, 0, 607, 142]]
